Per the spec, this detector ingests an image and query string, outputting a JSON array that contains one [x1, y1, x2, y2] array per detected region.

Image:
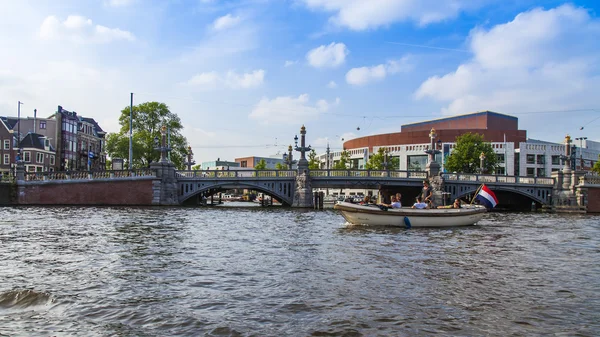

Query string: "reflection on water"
[[0, 207, 599, 336]]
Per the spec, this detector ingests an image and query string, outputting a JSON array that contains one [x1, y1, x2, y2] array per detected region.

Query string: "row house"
[[0, 105, 107, 173]]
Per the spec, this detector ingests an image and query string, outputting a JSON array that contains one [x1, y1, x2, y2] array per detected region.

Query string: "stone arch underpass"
[[444, 183, 553, 205], [178, 180, 296, 206]]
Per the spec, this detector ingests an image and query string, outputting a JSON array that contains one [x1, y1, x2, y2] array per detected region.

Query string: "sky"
[[1, 0, 599, 165]]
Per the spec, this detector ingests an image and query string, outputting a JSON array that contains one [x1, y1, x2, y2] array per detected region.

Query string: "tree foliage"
[[333, 150, 351, 169], [593, 155, 600, 174], [365, 148, 399, 170], [105, 102, 188, 169], [308, 149, 320, 170], [444, 133, 498, 174], [275, 162, 287, 170], [255, 159, 267, 170]]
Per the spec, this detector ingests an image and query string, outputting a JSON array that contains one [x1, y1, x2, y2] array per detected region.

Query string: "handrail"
[[442, 173, 555, 185], [176, 169, 298, 179], [23, 169, 156, 181]]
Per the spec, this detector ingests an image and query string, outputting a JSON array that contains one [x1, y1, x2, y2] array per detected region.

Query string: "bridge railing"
[[176, 170, 297, 179], [309, 169, 427, 179], [23, 169, 156, 181], [442, 173, 554, 185]]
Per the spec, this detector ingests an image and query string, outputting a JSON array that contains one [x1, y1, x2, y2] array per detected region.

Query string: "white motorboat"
[[333, 201, 487, 228]]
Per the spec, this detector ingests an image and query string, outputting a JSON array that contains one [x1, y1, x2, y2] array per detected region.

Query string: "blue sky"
[[1, 0, 599, 165]]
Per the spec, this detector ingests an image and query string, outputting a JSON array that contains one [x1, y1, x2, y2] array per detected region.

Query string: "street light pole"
[[17, 101, 23, 162], [479, 152, 486, 174], [575, 136, 587, 170], [129, 93, 133, 169]]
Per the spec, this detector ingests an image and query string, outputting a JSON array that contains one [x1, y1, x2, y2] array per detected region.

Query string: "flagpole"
[[470, 183, 484, 205]]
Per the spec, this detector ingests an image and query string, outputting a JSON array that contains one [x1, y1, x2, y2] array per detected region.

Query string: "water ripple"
[[0, 207, 599, 336]]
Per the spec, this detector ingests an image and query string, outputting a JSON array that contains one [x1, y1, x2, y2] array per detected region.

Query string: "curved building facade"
[[319, 111, 598, 177]]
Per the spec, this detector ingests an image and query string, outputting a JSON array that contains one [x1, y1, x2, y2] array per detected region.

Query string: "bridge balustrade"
[[23, 169, 156, 181], [442, 173, 554, 185], [309, 169, 427, 179], [176, 170, 297, 179]]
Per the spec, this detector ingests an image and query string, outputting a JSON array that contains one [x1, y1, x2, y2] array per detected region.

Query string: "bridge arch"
[[448, 185, 552, 205], [178, 180, 295, 206]]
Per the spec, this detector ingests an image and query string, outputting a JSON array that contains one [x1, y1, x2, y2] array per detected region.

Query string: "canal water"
[[1, 205, 599, 336]]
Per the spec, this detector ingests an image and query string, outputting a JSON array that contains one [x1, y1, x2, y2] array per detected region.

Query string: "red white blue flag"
[[476, 184, 498, 208]]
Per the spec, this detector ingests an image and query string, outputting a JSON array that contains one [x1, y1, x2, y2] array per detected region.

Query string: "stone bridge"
[[10, 162, 599, 212]]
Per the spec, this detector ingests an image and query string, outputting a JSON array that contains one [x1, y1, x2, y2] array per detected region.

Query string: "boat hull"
[[334, 202, 487, 227]]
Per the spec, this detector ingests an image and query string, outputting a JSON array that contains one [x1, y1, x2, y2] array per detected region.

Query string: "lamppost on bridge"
[[561, 135, 572, 170], [294, 125, 311, 172], [326, 142, 331, 170], [283, 145, 296, 169], [479, 152, 486, 174], [575, 136, 587, 170], [184, 145, 195, 170], [383, 147, 389, 171], [153, 125, 171, 163], [425, 128, 441, 177]]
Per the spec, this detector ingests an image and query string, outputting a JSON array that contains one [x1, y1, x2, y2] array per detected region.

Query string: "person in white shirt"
[[390, 196, 402, 209], [412, 196, 428, 209]]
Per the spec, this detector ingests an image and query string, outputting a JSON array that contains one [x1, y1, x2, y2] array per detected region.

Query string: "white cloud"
[[327, 80, 337, 88], [301, 0, 485, 30], [306, 42, 348, 68], [249, 94, 338, 124], [415, 4, 600, 117], [346, 57, 411, 85], [212, 13, 242, 31], [104, 0, 137, 7], [185, 69, 265, 89], [284, 60, 298, 67], [39, 15, 135, 43]]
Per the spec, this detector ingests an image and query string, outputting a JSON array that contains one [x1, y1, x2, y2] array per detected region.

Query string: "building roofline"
[[401, 110, 517, 129]]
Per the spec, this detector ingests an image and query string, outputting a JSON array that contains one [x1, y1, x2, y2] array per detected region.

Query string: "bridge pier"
[[151, 161, 179, 205], [293, 171, 313, 208]]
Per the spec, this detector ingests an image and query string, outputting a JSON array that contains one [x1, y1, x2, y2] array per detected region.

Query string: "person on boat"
[[422, 181, 433, 205], [437, 198, 462, 209], [390, 196, 402, 209], [395, 192, 402, 205], [360, 195, 376, 206], [412, 196, 428, 209]]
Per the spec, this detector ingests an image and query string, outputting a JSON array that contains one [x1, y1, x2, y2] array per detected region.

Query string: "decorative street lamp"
[[284, 145, 296, 169], [479, 152, 486, 174], [425, 128, 441, 176], [326, 143, 330, 170], [562, 134, 572, 170], [154, 125, 171, 163], [575, 136, 587, 170], [184, 145, 195, 170], [294, 125, 311, 172]]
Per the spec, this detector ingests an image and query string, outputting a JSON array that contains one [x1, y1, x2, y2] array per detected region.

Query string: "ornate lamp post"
[[184, 145, 195, 170], [326, 143, 330, 170], [425, 128, 441, 177], [479, 152, 486, 174], [283, 145, 296, 169], [575, 136, 587, 169], [562, 135, 572, 170], [294, 125, 311, 172], [154, 125, 171, 163]]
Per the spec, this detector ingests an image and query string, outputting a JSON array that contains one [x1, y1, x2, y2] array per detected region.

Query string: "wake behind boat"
[[333, 201, 487, 228]]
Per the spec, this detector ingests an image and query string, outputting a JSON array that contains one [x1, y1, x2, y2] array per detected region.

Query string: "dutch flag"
[[476, 184, 498, 208]]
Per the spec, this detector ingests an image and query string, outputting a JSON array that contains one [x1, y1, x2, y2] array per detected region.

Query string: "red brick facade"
[[587, 187, 600, 213], [343, 111, 527, 152], [18, 179, 154, 205]]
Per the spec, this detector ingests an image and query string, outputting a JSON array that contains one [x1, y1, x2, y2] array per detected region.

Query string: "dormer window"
[[40, 121, 46, 129]]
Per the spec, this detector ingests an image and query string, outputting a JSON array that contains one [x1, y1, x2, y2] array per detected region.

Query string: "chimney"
[[33, 109, 37, 133]]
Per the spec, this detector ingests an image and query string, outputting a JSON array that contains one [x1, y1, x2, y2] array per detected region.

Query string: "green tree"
[[105, 101, 188, 169], [593, 155, 600, 174], [333, 150, 350, 169], [308, 149, 320, 169], [444, 133, 498, 174], [191, 164, 201, 170], [365, 148, 398, 170], [275, 162, 287, 170], [255, 159, 267, 170]]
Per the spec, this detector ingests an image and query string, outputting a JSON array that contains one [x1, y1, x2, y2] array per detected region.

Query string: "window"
[[551, 155, 560, 165], [536, 168, 545, 177], [3, 139, 9, 150], [50, 155, 55, 165], [526, 154, 535, 164], [3, 154, 9, 165], [496, 154, 505, 164], [537, 155, 544, 164], [24, 151, 31, 163], [241, 161, 247, 168], [37, 153, 44, 163], [495, 167, 505, 175], [526, 167, 535, 177], [40, 121, 46, 129]]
